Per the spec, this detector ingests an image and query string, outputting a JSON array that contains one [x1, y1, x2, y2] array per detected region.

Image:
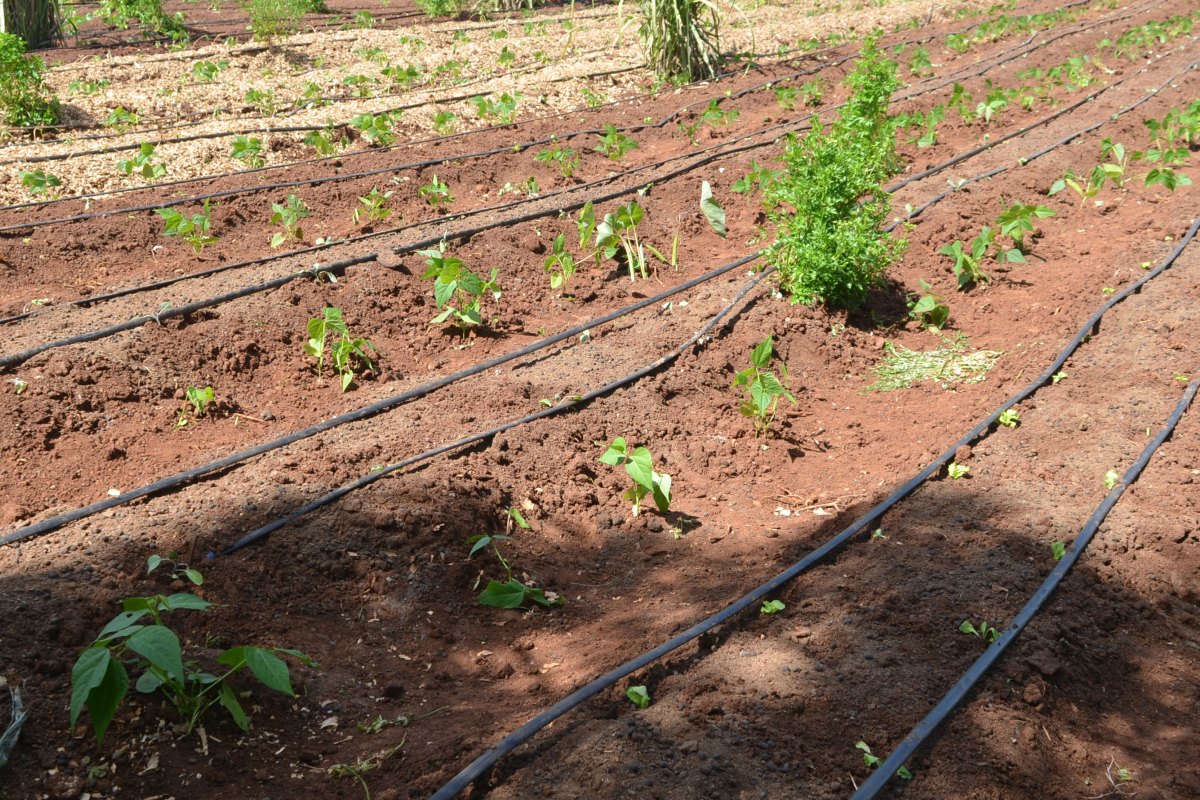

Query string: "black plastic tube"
[[0, 252, 760, 546], [850, 374, 1200, 800], [217, 264, 773, 555], [425, 212, 1200, 800]]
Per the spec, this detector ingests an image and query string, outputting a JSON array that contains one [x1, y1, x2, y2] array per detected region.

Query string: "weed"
[[242, 0, 325, 41], [177, 386, 215, 427], [156, 201, 217, 254], [997, 408, 1020, 428], [420, 242, 501, 338], [958, 619, 999, 642], [869, 336, 1001, 392], [1050, 540, 1066, 561], [304, 307, 376, 391], [353, 187, 394, 226], [947, 462, 970, 480], [269, 194, 309, 247], [1051, 371, 1067, 384], [597, 437, 672, 516], [471, 92, 520, 125], [732, 336, 795, 437], [626, 685, 651, 708], [419, 174, 454, 212], [70, 557, 314, 746], [908, 45, 933, 75], [329, 742, 404, 800], [767, 36, 905, 309], [117, 143, 167, 180], [732, 160, 781, 196], [760, 600, 786, 614], [230, 135, 266, 168], [595, 123, 639, 161], [1104, 469, 1119, 490], [907, 280, 949, 330], [18, 168, 61, 196], [535, 144, 580, 179], [99, 0, 188, 42]]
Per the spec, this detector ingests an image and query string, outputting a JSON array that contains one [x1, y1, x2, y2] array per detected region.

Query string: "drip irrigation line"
[[0, 251, 761, 547], [426, 213, 1200, 800], [217, 262, 774, 556], [851, 373, 1200, 800]]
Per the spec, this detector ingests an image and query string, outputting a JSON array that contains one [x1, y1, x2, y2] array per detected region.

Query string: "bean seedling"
[[304, 307, 377, 391], [230, 134, 265, 168], [959, 619, 999, 642], [117, 143, 167, 180], [534, 144, 580, 179], [467, 508, 562, 609], [270, 194, 309, 247], [995, 202, 1054, 251], [432, 111, 456, 136], [1050, 540, 1066, 561], [760, 600, 786, 614], [543, 233, 577, 291], [597, 437, 672, 516], [626, 686, 651, 708], [947, 462, 970, 479], [70, 557, 314, 747], [350, 112, 396, 147], [419, 174, 454, 211], [176, 386, 215, 428], [18, 168, 61, 196], [907, 280, 950, 330], [1104, 469, 1120, 490], [471, 92, 520, 125], [732, 336, 795, 437], [594, 123, 638, 161], [856, 741, 914, 779], [998, 408, 1020, 427], [420, 243, 501, 338], [352, 187, 394, 226], [156, 201, 217, 254]]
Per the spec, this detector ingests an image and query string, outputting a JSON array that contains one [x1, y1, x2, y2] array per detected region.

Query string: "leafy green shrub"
[[766, 36, 906, 309], [98, 0, 188, 42], [640, 0, 722, 81], [241, 0, 328, 41], [0, 33, 59, 127]]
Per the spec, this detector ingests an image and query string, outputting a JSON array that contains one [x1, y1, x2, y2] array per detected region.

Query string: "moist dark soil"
[[2, 1, 1199, 799]]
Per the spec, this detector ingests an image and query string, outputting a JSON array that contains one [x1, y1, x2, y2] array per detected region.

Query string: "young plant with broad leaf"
[[732, 336, 795, 437], [597, 437, 672, 516]]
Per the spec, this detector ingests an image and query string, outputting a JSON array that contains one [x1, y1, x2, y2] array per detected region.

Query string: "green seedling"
[[1143, 167, 1192, 191], [341, 74, 376, 99], [1051, 371, 1068, 384], [471, 92, 520, 124], [597, 437, 671, 516], [176, 386, 215, 428], [381, 62, 422, 89], [797, 78, 826, 107], [773, 85, 800, 110], [871, 528, 887, 540], [353, 187, 394, 226], [104, 106, 139, 130], [350, 112, 396, 147], [304, 307, 377, 392], [147, 551, 203, 586], [420, 243, 501, 338], [732, 336, 795, 437], [543, 233, 577, 291], [432, 111, 456, 136], [230, 134, 266, 168], [192, 59, 227, 83], [939, 226, 1024, 290], [594, 201, 664, 282], [117, 142, 167, 180], [1104, 469, 1120, 490], [677, 120, 702, 146], [357, 706, 447, 735], [156, 200, 217, 254], [700, 98, 738, 127], [1050, 540, 1066, 561], [19, 168, 62, 196], [731, 160, 781, 196], [329, 743, 404, 800], [68, 78, 110, 97], [534, 144, 580, 179], [995, 202, 1054, 251], [499, 177, 540, 197], [997, 408, 1020, 428], [1049, 168, 1104, 207], [70, 557, 314, 747], [700, 181, 725, 238], [304, 126, 347, 156], [909, 45, 933, 75], [959, 619, 999, 642], [419, 174, 454, 211], [947, 462, 970, 480], [270, 194, 309, 247], [626, 686, 651, 709], [595, 123, 638, 161], [497, 45, 515, 67], [857, 741, 913, 779], [244, 87, 278, 114], [467, 509, 561, 610], [907, 280, 950, 330], [760, 600, 786, 615]]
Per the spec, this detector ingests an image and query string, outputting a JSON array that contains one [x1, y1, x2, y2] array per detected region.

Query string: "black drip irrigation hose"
[[851, 372, 1200, 800], [216, 262, 773, 556], [0, 252, 760, 547], [424, 213, 1200, 800]]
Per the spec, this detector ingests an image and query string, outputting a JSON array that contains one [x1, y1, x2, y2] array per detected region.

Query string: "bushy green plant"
[[0, 33, 60, 127], [640, 0, 722, 81], [732, 336, 795, 437], [304, 307, 376, 391], [98, 0, 188, 43], [766, 36, 906, 309], [420, 243, 501, 338], [597, 437, 672, 516], [241, 0, 328, 41], [156, 201, 217, 254]]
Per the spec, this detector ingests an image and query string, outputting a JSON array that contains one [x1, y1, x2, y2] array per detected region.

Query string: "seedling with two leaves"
[[304, 307, 377, 392], [420, 243, 501, 338], [907, 280, 950, 330], [856, 741, 913, 779], [959, 619, 1000, 642], [117, 143, 167, 180], [467, 508, 562, 609], [419, 174, 454, 211], [176, 386, 215, 428], [270, 194, 309, 247], [732, 336, 795, 437], [352, 187, 393, 226], [597, 437, 671, 517], [156, 200, 217, 254], [534, 144, 579, 179], [594, 123, 638, 161]]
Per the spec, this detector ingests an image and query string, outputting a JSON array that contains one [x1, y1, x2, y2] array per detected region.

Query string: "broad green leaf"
[[273, 648, 318, 667], [70, 647, 111, 727], [750, 336, 773, 369], [1005, 249, 1026, 264], [597, 437, 626, 465], [147, 555, 163, 573], [700, 181, 726, 238], [97, 610, 147, 641], [459, 271, 484, 296], [626, 686, 651, 708], [624, 447, 655, 492], [340, 372, 353, 392], [127, 626, 185, 687], [431, 306, 456, 325], [433, 277, 457, 308], [135, 668, 164, 694], [758, 372, 787, 397], [163, 593, 213, 612], [650, 472, 672, 513], [243, 647, 295, 696], [476, 578, 528, 609], [219, 682, 250, 731]]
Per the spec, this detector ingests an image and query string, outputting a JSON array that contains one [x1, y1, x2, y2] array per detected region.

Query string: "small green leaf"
[[750, 336, 773, 369], [147, 555, 163, 573], [163, 593, 214, 612], [70, 647, 111, 728], [1104, 469, 1120, 490], [219, 682, 250, 731], [1050, 540, 1066, 561], [96, 610, 147, 641], [760, 600, 786, 614], [243, 646, 295, 696], [476, 579, 529, 609], [626, 685, 651, 708], [135, 668, 164, 694], [897, 765, 914, 779]]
